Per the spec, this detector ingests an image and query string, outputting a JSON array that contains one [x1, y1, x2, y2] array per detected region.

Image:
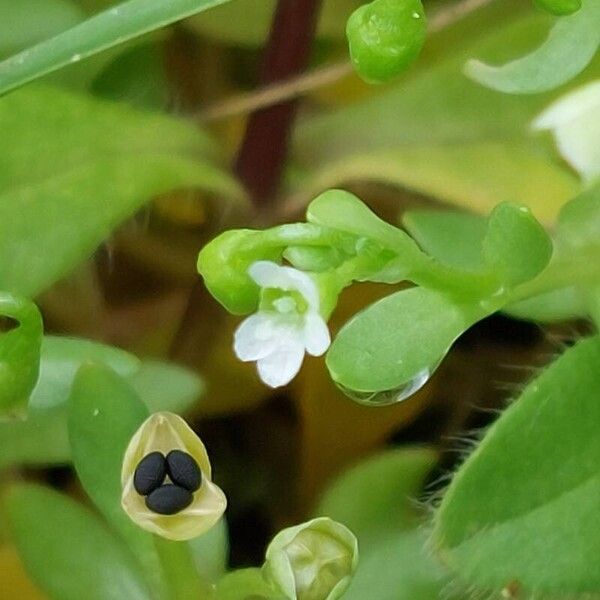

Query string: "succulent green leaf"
[[346, 0, 426, 84], [307, 190, 422, 259], [465, 0, 600, 94], [0, 346, 201, 469], [68, 363, 171, 596], [327, 287, 490, 394], [402, 210, 487, 271], [434, 336, 600, 594], [0, 85, 242, 298], [30, 335, 140, 410], [504, 286, 588, 322], [0, 0, 234, 96], [0, 293, 43, 416], [7, 483, 151, 600], [482, 202, 553, 286]]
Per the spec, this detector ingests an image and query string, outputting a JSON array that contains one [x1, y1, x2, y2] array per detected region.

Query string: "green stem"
[[154, 537, 213, 600]]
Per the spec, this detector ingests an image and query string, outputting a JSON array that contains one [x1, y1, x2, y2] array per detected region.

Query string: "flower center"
[[261, 288, 309, 315]]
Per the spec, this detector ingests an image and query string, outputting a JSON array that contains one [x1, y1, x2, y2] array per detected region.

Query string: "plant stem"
[[234, 0, 323, 207]]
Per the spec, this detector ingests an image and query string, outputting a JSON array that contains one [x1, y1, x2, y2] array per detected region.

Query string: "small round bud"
[[166, 450, 202, 492], [145, 484, 194, 515], [534, 0, 581, 16], [263, 517, 359, 600], [346, 0, 426, 84], [133, 451, 166, 495]]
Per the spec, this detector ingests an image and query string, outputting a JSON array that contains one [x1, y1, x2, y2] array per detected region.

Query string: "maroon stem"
[[235, 0, 323, 206], [169, 0, 322, 361]]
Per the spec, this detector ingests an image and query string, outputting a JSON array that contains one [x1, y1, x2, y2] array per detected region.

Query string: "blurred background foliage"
[[0, 0, 595, 597]]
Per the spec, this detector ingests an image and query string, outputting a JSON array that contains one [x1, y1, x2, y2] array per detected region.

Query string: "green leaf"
[[316, 448, 451, 600], [482, 202, 553, 286], [434, 336, 600, 594], [292, 6, 587, 222], [465, 0, 600, 94], [307, 189, 422, 258], [128, 359, 203, 414], [556, 180, 600, 249], [7, 483, 151, 600], [0, 86, 241, 298], [30, 335, 140, 410], [0, 293, 43, 415], [402, 210, 487, 271], [504, 286, 588, 322], [316, 447, 436, 537], [326, 287, 490, 394], [0, 348, 202, 470], [0, 0, 84, 59], [0, 0, 234, 97], [68, 363, 171, 596]]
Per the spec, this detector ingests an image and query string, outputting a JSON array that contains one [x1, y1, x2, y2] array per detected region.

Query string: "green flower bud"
[[0, 293, 43, 417], [197, 230, 281, 315], [121, 412, 227, 541], [346, 0, 426, 84], [263, 517, 358, 600], [534, 0, 581, 16]]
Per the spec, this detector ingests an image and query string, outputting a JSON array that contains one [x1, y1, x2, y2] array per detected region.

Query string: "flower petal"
[[234, 313, 280, 361], [256, 340, 305, 388], [249, 261, 320, 310], [303, 312, 331, 356]]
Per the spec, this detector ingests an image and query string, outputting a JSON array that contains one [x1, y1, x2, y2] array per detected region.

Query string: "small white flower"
[[533, 79, 600, 181], [234, 261, 331, 388]]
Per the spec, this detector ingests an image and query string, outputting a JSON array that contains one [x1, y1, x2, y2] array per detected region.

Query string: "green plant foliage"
[[316, 448, 450, 600], [189, 0, 363, 47], [482, 202, 553, 286], [466, 0, 600, 94], [7, 484, 151, 600], [346, 0, 426, 84], [326, 287, 490, 394], [29, 335, 140, 410], [0, 0, 235, 96], [0, 85, 241, 298], [402, 210, 487, 271], [434, 336, 600, 595], [534, 0, 582, 16], [293, 4, 584, 218], [0, 0, 84, 59], [0, 293, 43, 416], [0, 341, 203, 469]]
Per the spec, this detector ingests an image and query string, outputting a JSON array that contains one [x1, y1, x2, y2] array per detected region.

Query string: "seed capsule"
[[166, 450, 202, 492], [145, 484, 193, 515], [133, 451, 166, 496]]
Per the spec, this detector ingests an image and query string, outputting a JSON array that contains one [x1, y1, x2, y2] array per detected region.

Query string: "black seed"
[[166, 450, 202, 492], [134, 452, 167, 496], [145, 484, 193, 515]]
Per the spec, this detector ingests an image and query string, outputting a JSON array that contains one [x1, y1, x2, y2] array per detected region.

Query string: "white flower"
[[533, 79, 600, 181], [234, 261, 331, 388]]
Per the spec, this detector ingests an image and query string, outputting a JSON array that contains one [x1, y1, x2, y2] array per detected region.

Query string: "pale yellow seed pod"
[[263, 517, 359, 600], [121, 412, 227, 541]]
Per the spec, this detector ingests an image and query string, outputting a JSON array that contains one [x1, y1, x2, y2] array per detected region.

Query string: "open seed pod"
[[121, 412, 227, 541]]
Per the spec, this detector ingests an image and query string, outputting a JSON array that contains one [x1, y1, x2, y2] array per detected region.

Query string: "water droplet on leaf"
[[336, 367, 433, 406]]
